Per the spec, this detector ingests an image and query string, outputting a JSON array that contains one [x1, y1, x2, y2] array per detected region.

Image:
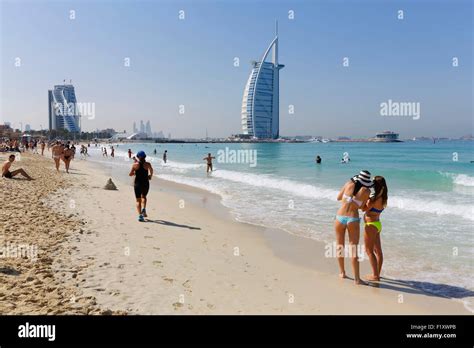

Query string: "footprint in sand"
[[162, 276, 174, 283], [172, 302, 183, 310], [152, 261, 163, 267]]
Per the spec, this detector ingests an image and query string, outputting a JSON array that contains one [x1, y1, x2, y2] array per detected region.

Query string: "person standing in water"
[[363, 176, 387, 281], [162, 150, 167, 163], [203, 153, 215, 173], [334, 170, 372, 285], [316, 155, 322, 164], [111, 146, 115, 158], [128, 149, 132, 159], [129, 151, 153, 222]]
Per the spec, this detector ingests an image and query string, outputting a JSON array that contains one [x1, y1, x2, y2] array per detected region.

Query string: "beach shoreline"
[[21, 151, 468, 315]]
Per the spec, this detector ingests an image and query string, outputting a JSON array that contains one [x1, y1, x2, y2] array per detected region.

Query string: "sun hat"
[[352, 170, 373, 187]]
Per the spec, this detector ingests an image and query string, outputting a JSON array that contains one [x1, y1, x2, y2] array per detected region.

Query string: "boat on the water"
[[371, 131, 402, 142]]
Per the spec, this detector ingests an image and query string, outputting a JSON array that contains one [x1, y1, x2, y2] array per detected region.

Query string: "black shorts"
[[3, 171, 12, 179], [134, 182, 149, 199]]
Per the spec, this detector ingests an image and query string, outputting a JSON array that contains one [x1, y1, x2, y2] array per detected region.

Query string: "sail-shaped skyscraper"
[[241, 24, 284, 139], [48, 84, 81, 132]]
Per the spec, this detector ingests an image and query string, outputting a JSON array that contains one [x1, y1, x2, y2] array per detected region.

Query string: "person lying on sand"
[[2, 154, 33, 180]]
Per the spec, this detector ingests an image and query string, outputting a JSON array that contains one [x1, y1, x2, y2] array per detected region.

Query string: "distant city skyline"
[[1, 0, 472, 138]]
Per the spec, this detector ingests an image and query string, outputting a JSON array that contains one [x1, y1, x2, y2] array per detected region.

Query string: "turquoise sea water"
[[87, 140, 474, 310]]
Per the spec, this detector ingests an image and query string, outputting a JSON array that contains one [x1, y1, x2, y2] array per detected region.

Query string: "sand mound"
[[104, 178, 117, 190]]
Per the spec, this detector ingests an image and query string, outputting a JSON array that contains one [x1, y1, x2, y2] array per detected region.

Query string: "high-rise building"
[[145, 121, 152, 137], [133, 122, 137, 133], [241, 24, 284, 139], [139, 120, 145, 134], [25, 124, 31, 132], [48, 84, 81, 132]]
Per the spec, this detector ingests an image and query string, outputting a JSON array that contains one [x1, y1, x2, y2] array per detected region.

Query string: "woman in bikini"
[[334, 170, 372, 284], [363, 176, 387, 281], [62, 145, 74, 174]]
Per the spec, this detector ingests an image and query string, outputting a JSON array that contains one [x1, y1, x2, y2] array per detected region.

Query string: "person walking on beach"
[[334, 170, 372, 285], [111, 146, 115, 158], [103, 147, 108, 157], [51, 141, 64, 172], [128, 149, 132, 159], [40, 141, 46, 156], [362, 176, 387, 281], [2, 154, 33, 180], [62, 145, 74, 174], [129, 151, 153, 222], [203, 153, 215, 173], [163, 150, 167, 163]]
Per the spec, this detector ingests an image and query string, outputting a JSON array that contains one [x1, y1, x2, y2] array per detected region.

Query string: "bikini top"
[[369, 192, 384, 213], [343, 193, 363, 207]]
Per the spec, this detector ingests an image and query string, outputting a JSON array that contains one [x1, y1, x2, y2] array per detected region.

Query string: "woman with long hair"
[[334, 170, 372, 285], [363, 176, 387, 281]]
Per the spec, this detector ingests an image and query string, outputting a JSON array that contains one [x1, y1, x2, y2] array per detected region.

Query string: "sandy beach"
[[1, 152, 469, 315], [0, 152, 121, 314]]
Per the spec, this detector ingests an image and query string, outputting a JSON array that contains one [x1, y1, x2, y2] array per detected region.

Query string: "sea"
[[85, 140, 474, 311]]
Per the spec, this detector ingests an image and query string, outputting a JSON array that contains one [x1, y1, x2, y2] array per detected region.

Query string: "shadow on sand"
[[366, 277, 474, 300], [145, 219, 201, 230], [0, 267, 21, 276]]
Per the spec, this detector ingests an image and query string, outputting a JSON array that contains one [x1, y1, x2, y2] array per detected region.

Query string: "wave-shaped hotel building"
[[48, 83, 81, 132], [241, 26, 284, 139]]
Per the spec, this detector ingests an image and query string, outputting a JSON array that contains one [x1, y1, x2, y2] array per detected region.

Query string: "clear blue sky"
[[1, 0, 472, 138]]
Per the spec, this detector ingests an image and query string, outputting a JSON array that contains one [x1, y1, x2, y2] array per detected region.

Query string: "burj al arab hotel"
[[241, 24, 284, 139]]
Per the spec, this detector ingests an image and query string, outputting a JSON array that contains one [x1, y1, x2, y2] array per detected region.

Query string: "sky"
[[0, 0, 472, 138]]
